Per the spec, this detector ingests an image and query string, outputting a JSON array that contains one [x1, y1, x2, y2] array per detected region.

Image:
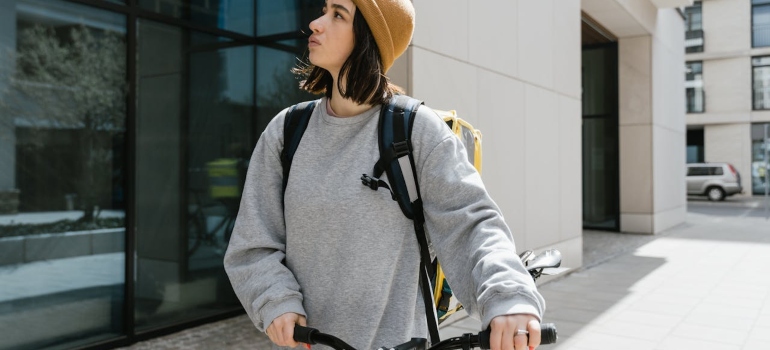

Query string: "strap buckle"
[[361, 174, 398, 201], [361, 174, 380, 190]]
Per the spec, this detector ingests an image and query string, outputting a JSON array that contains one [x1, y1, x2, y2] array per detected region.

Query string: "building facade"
[[685, 0, 770, 196], [0, 0, 688, 349]]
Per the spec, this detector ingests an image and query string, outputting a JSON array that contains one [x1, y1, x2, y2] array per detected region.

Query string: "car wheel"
[[706, 187, 725, 201]]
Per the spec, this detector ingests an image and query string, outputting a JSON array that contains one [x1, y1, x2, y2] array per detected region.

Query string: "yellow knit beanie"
[[352, 0, 415, 73]]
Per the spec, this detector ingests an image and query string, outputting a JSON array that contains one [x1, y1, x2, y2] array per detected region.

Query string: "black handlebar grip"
[[541, 323, 558, 344], [478, 323, 558, 348], [293, 325, 318, 345]]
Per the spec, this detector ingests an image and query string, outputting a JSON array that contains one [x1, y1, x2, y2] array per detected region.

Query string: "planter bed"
[[0, 228, 124, 266]]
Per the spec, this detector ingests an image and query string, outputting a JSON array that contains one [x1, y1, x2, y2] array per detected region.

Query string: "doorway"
[[581, 14, 620, 231]]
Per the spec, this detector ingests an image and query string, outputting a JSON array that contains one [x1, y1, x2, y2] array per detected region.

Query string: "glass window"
[[685, 1, 702, 31], [751, 123, 770, 195], [686, 129, 704, 163], [754, 0, 770, 47], [138, 0, 255, 36], [684, 2, 704, 53], [134, 19, 251, 330], [686, 61, 704, 113], [753, 56, 770, 110], [0, 1, 127, 349], [687, 167, 710, 176], [258, 0, 315, 36], [582, 47, 618, 117]]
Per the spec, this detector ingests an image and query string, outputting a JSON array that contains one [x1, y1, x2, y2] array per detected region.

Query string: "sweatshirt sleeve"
[[223, 108, 306, 332], [412, 106, 546, 329]]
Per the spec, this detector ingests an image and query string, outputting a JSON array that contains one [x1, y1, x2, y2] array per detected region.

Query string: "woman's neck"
[[329, 76, 372, 117]]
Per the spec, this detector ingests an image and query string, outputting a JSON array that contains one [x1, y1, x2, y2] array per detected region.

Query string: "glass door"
[[581, 44, 620, 230]]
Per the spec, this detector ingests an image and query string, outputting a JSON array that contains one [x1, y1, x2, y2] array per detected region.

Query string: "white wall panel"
[[558, 95, 583, 242], [619, 36, 652, 126], [705, 123, 753, 192], [620, 125, 653, 214], [704, 57, 751, 113], [524, 85, 560, 249], [411, 47, 478, 119], [476, 69, 527, 247], [469, 0, 517, 78], [553, 0, 581, 99], [518, 0, 554, 89], [703, 0, 751, 53], [653, 126, 686, 213], [412, 0, 468, 60]]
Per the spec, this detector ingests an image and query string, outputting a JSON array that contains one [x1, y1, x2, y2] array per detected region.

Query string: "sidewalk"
[[124, 198, 770, 349], [538, 202, 770, 350]]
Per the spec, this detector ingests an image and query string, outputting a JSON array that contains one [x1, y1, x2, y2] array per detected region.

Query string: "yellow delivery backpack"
[[431, 109, 483, 324]]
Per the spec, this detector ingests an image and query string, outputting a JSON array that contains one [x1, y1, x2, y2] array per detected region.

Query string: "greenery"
[[0, 217, 125, 239]]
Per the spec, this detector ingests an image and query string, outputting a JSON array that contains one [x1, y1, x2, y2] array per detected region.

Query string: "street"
[[687, 196, 770, 219]]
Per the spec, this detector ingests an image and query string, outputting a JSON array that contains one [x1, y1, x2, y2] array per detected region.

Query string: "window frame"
[[752, 0, 770, 48], [752, 56, 770, 110], [686, 61, 705, 114], [684, 1, 703, 53]]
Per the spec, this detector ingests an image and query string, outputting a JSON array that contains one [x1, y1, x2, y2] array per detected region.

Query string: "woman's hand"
[[488, 314, 540, 350], [266, 312, 308, 349]]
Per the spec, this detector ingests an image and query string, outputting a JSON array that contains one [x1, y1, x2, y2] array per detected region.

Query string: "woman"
[[224, 1, 545, 349]]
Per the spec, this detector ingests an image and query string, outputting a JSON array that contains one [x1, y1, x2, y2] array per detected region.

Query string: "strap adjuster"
[[392, 141, 409, 157]]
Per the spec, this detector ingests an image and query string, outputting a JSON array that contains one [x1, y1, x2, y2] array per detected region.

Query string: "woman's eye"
[[334, 11, 343, 19]]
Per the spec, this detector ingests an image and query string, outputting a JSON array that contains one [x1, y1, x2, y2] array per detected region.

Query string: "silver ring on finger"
[[515, 329, 529, 336]]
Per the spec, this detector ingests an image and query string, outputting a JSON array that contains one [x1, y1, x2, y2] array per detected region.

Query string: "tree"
[[1, 24, 126, 222]]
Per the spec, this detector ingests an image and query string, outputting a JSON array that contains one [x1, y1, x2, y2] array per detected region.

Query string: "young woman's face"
[[308, 0, 356, 75]]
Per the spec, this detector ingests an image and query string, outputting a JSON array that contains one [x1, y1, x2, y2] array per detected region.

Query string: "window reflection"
[[257, 0, 319, 37], [751, 123, 770, 195], [686, 61, 704, 113], [753, 56, 770, 110], [139, 0, 255, 36], [754, 0, 770, 48], [0, 1, 126, 349], [134, 20, 247, 330]]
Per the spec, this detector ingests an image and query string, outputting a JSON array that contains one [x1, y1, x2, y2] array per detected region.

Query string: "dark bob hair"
[[293, 9, 403, 106]]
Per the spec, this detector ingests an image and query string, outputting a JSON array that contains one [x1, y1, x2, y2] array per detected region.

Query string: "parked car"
[[686, 162, 743, 201]]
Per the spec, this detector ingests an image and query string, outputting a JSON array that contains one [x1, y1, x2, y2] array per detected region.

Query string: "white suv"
[[686, 163, 743, 201]]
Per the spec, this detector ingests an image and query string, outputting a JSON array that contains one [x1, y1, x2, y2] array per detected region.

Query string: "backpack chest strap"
[[361, 95, 423, 218]]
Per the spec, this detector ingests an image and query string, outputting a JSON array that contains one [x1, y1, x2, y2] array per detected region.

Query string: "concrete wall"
[[703, 0, 751, 53], [652, 9, 687, 233], [409, 0, 583, 269], [704, 57, 752, 113], [705, 123, 753, 192]]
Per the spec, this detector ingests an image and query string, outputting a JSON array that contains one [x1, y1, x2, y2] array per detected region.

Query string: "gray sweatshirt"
[[224, 97, 545, 349]]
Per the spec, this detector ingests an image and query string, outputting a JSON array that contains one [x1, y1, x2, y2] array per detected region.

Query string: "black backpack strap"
[[281, 100, 318, 199], [362, 95, 440, 344]]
